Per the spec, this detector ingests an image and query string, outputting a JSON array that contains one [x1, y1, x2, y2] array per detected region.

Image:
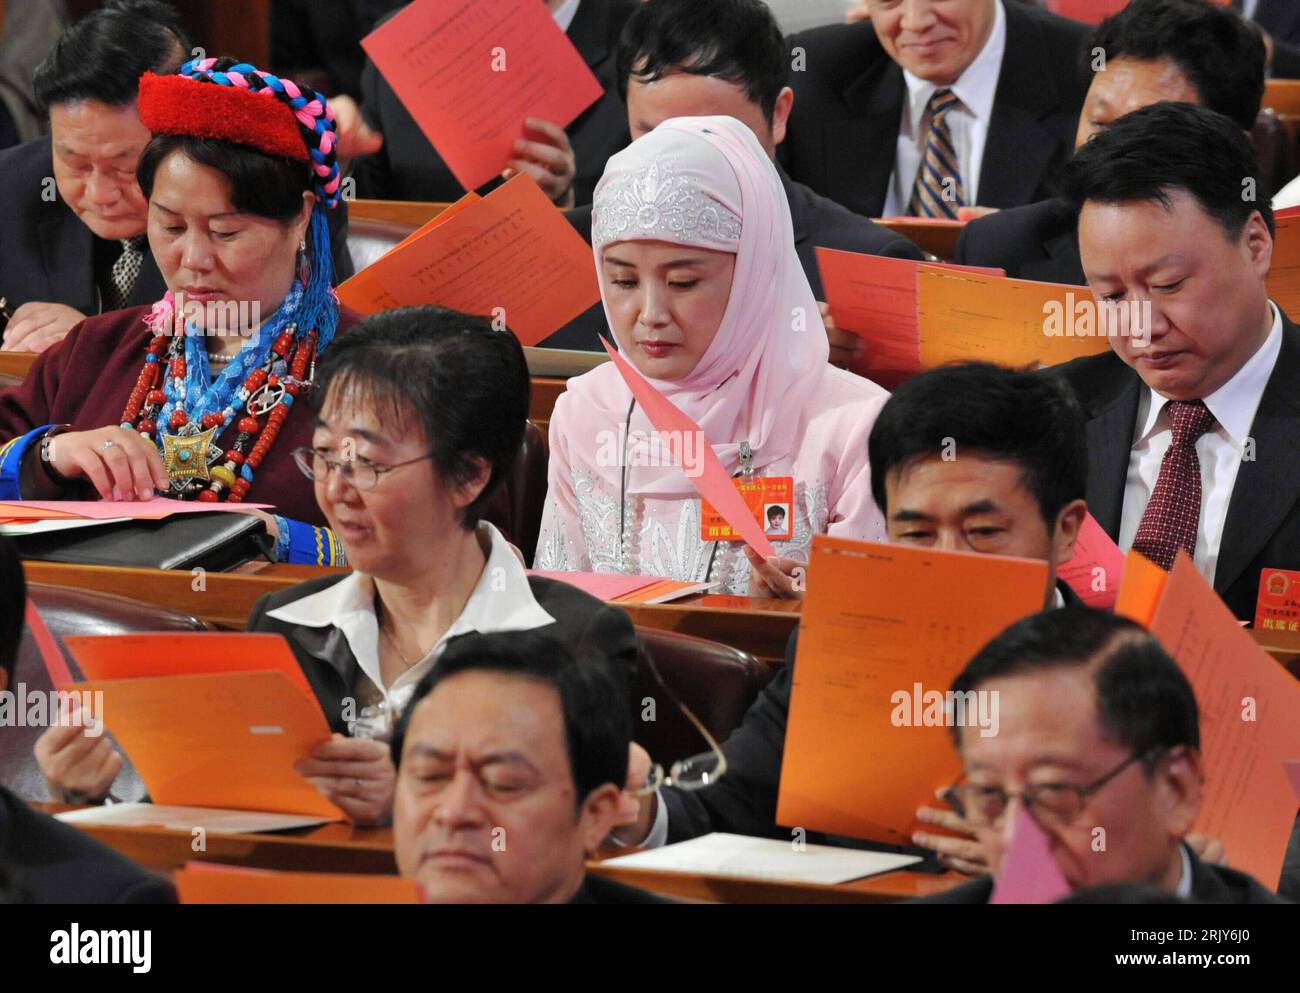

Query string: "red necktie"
[[1130, 400, 1217, 571]]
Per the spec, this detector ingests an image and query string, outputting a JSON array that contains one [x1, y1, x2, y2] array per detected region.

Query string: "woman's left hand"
[[295, 733, 395, 826], [744, 545, 806, 599]]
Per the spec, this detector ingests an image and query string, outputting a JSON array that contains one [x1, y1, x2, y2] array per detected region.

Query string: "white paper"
[[641, 581, 717, 605], [601, 832, 922, 885], [56, 803, 333, 835]]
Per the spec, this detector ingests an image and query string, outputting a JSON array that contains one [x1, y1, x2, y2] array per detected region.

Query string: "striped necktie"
[[104, 235, 148, 312], [907, 88, 966, 219]]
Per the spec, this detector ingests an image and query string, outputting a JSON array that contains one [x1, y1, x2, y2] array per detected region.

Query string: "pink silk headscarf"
[[569, 115, 832, 497]]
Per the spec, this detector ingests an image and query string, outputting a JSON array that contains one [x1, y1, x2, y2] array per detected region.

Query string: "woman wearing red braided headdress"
[[0, 58, 353, 564]]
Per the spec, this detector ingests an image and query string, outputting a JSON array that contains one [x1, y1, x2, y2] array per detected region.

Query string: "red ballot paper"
[[176, 863, 420, 904], [600, 338, 775, 559], [1148, 554, 1300, 890], [1057, 513, 1125, 610], [335, 175, 599, 344], [815, 248, 1002, 388], [24, 599, 73, 689], [778, 536, 1048, 843], [361, 0, 602, 192], [1047, 0, 1129, 24], [989, 807, 1072, 904], [0, 499, 271, 521], [64, 633, 341, 820]]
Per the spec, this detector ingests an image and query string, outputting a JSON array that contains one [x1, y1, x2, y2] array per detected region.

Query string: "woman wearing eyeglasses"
[[36, 307, 640, 824]]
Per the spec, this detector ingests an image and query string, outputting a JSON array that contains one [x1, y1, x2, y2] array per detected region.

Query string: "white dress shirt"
[[265, 522, 556, 718], [882, 0, 1007, 216], [552, 0, 581, 33], [1118, 303, 1283, 586]]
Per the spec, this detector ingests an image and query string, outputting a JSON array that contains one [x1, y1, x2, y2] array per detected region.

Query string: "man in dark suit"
[[390, 630, 665, 903], [779, 0, 1090, 219], [0, 537, 174, 904], [917, 608, 1284, 904], [543, 0, 924, 351], [0, 1, 354, 354], [1054, 102, 1298, 624], [956, 0, 1266, 285], [614, 363, 1090, 873], [1235, 0, 1300, 80], [352, 0, 637, 208]]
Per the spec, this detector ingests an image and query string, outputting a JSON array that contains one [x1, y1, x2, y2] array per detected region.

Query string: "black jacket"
[[915, 845, 1286, 904], [0, 785, 175, 904], [247, 573, 639, 733], [354, 0, 637, 206], [779, 3, 1091, 218], [1055, 313, 1300, 622], [954, 197, 1085, 285], [569, 873, 671, 904], [1245, 0, 1300, 80], [543, 166, 925, 350], [0, 136, 354, 320]]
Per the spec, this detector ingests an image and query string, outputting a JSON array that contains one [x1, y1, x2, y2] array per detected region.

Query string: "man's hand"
[[912, 789, 990, 875], [3, 302, 86, 352], [34, 698, 122, 804], [503, 118, 576, 207], [819, 300, 863, 369], [607, 741, 657, 847], [744, 545, 806, 599], [328, 94, 384, 160], [1185, 832, 1227, 866], [295, 733, 396, 826]]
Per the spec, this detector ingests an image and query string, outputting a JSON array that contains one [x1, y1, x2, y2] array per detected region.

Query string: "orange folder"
[[1266, 214, 1300, 320], [1114, 549, 1169, 628], [917, 268, 1112, 370], [64, 633, 340, 820], [360, 0, 603, 192], [176, 863, 419, 904], [777, 536, 1049, 844], [815, 248, 1002, 388], [1146, 554, 1300, 890], [334, 175, 599, 345]]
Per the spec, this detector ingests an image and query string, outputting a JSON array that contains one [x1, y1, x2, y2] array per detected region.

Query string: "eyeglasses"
[[941, 749, 1160, 829], [292, 446, 434, 492], [632, 647, 728, 797]]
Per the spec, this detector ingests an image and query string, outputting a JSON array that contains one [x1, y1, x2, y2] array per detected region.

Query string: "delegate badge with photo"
[[701, 476, 794, 542], [1254, 567, 1300, 632]]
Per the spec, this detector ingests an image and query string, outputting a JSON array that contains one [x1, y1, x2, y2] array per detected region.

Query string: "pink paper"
[[989, 807, 1072, 904], [361, 0, 603, 192], [0, 500, 272, 521], [1285, 761, 1300, 803], [600, 339, 775, 559], [529, 571, 658, 601], [1057, 513, 1125, 610]]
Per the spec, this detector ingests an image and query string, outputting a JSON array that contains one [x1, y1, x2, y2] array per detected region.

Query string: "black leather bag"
[[11, 511, 273, 571]]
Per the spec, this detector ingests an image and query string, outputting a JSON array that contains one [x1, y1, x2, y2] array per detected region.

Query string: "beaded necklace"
[[119, 285, 319, 503]]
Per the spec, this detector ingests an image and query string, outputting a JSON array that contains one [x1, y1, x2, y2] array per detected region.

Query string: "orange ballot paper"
[[815, 248, 1001, 388], [778, 536, 1048, 843], [917, 269, 1113, 369], [1267, 214, 1300, 319], [361, 0, 603, 192], [175, 864, 420, 905], [600, 338, 775, 559], [1147, 554, 1300, 890], [1057, 513, 1125, 610], [334, 175, 598, 344], [64, 633, 341, 821], [1114, 549, 1168, 627]]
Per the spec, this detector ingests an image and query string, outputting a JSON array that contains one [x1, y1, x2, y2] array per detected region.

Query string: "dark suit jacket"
[[542, 166, 925, 350], [916, 845, 1286, 904], [1055, 313, 1300, 621], [354, 0, 637, 207], [247, 573, 640, 733], [1245, 0, 1300, 80], [569, 873, 671, 904], [0, 785, 175, 904], [954, 196, 1085, 285], [0, 136, 355, 321], [779, 3, 1091, 218]]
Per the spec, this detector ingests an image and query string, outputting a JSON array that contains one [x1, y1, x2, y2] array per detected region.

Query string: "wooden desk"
[[0, 351, 36, 381], [347, 198, 449, 227], [877, 218, 965, 261], [23, 561, 801, 665], [1265, 80, 1300, 117], [529, 376, 566, 435]]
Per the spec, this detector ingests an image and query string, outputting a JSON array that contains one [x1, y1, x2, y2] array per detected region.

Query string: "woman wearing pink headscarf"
[[535, 116, 889, 597]]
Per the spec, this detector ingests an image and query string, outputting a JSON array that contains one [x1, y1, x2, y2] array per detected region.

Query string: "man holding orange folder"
[[614, 362, 1089, 863]]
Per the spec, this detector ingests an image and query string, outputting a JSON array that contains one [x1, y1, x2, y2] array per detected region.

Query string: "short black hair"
[[310, 306, 529, 529], [138, 135, 312, 223], [1088, 0, 1265, 131], [34, 0, 189, 112], [766, 505, 785, 521], [952, 607, 1200, 772], [0, 537, 25, 685], [617, 0, 787, 124], [868, 362, 1087, 528], [1061, 101, 1274, 241], [390, 630, 630, 805]]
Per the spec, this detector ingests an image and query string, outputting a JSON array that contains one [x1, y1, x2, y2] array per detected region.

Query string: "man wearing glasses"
[[921, 607, 1281, 903]]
